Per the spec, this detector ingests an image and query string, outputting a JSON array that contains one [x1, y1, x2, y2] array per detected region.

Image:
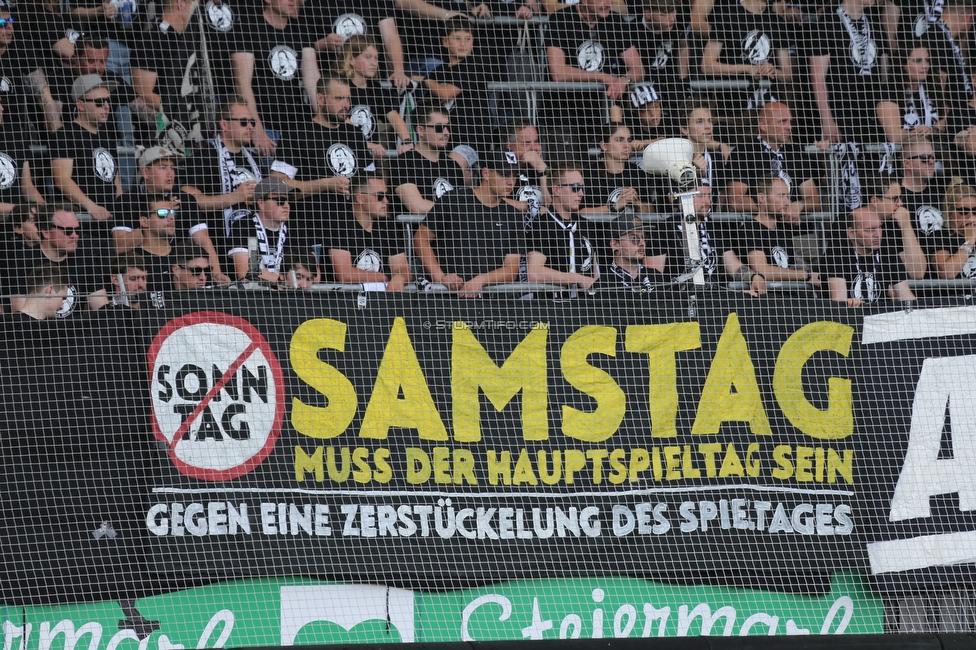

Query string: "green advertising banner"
[[2, 572, 883, 649]]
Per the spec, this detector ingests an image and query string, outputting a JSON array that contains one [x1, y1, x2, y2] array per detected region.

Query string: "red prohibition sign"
[[148, 311, 286, 481]]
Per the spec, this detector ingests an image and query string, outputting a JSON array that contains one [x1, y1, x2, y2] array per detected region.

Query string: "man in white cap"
[[51, 73, 121, 239], [227, 177, 301, 283]]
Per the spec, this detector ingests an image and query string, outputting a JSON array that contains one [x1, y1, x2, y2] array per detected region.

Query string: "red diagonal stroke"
[[169, 339, 262, 449]]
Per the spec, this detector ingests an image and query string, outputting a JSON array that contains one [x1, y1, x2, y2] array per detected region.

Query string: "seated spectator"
[[182, 98, 261, 237], [930, 182, 976, 281], [12, 263, 71, 321], [325, 174, 410, 291], [306, 0, 410, 88], [725, 101, 822, 216], [230, 0, 319, 156], [499, 118, 550, 205], [678, 100, 730, 203], [338, 36, 411, 148], [632, 0, 687, 126], [279, 252, 316, 289], [866, 175, 929, 281], [423, 18, 491, 153], [891, 135, 946, 274], [742, 175, 820, 288], [655, 184, 722, 283], [543, 0, 644, 146], [228, 178, 299, 284], [389, 102, 465, 215], [918, 0, 975, 136], [0, 96, 45, 213], [5, 204, 41, 256], [700, 0, 790, 113], [51, 74, 122, 239], [131, 0, 208, 149], [581, 124, 658, 216], [606, 217, 664, 293], [5, 203, 107, 317], [102, 251, 152, 309], [825, 204, 916, 306], [526, 165, 599, 294], [619, 83, 668, 148], [170, 242, 211, 290], [876, 46, 948, 145], [137, 196, 178, 293], [415, 149, 524, 296], [271, 77, 373, 220]]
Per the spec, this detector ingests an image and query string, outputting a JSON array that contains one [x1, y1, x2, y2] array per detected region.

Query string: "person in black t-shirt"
[[227, 178, 299, 283], [725, 101, 823, 216], [825, 205, 915, 306], [415, 149, 525, 295], [13, 263, 71, 320], [632, 0, 687, 125], [581, 124, 658, 216], [101, 251, 152, 309], [231, 0, 319, 156], [137, 196, 177, 294], [182, 98, 262, 237], [678, 100, 730, 204], [338, 35, 411, 148], [0, 98, 45, 212], [131, 0, 208, 149], [891, 135, 948, 272], [170, 241, 211, 289], [389, 102, 465, 215], [51, 74, 122, 229], [930, 182, 976, 282], [700, 0, 790, 114], [619, 83, 668, 148], [876, 46, 949, 145], [543, 0, 645, 144], [526, 165, 599, 292], [916, 0, 974, 135], [742, 175, 821, 287], [0, 8, 34, 131], [325, 174, 410, 290], [607, 216, 665, 293], [499, 118, 550, 205]]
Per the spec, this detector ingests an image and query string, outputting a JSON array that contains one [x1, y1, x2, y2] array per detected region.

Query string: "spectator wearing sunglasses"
[[324, 174, 410, 291], [389, 102, 465, 216], [170, 242, 212, 290], [5, 204, 107, 317], [526, 165, 600, 296], [930, 182, 976, 287], [137, 196, 179, 293], [51, 74, 122, 245], [228, 178, 299, 283], [890, 134, 947, 272]]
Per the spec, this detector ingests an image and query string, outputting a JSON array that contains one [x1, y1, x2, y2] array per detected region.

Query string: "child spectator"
[[424, 18, 491, 153], [338, 35, 411, 148]]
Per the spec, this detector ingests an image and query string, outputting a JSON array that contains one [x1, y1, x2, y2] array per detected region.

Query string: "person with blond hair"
[[337, 35, 410, 150], [931, 181, 976, 282]]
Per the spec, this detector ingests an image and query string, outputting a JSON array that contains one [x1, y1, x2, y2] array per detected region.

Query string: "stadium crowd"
[[1, 0, 976, 317]]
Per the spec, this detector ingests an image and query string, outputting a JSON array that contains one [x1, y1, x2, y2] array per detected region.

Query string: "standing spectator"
[[606, 217, 665, 293], [700, 0, 790, 113], [526, 165, 600, 293], [231, 0, 319, 156], [0, 98, 45, 212], [12, 264, 71, 321], [389, 102, 465, 215], [227, 178, 299, 283], [338, 36, 411, 147], [0, 4, 34, 130], [137, 196, 177, 293], [414, 149, 525, 295], [170, 241, 211, 289], [544, 0, 645, 146], [51, 74, 122, 241], [809, 0, 884, 208], [68, 0, 138, 90], [581, 124, 657, 216], [131, 0, 208, 150], [876, 46, 948, 145], [182, 98, 262, 237], [199, 0, 241, 100], [918, 0, 974, 136], [825, 204, 916, 306], [742, 175, 821, 287], [725, 101, 822, 216], [325, 174, 411, 290], [632, 0, 688, 126], [423, 18, 491, 153], [931, 182, 976, 282]]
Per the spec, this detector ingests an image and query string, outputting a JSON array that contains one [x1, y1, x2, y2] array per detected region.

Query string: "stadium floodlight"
[[643, 138, 705, 286]]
